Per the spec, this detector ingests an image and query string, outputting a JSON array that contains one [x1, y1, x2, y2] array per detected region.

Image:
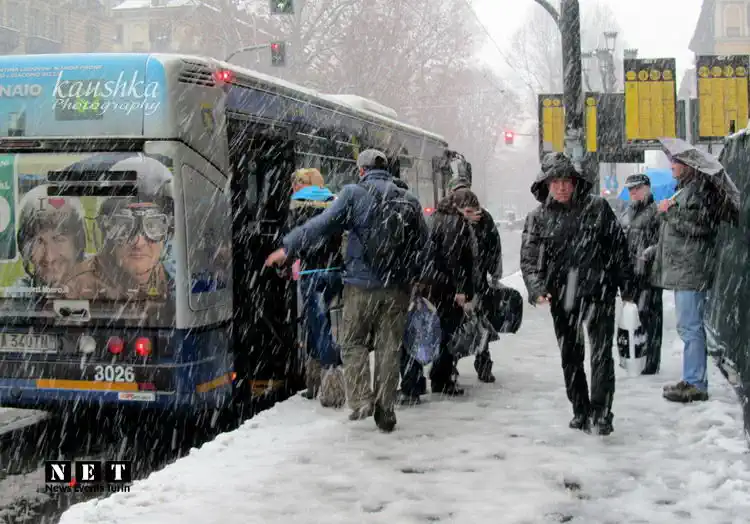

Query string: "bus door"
[[227, 118, 297, 399]]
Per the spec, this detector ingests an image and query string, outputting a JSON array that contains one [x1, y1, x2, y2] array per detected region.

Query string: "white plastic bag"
[[615, 299, 647, 376]]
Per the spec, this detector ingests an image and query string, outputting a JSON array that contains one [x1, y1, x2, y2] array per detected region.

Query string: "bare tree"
[[400, 65, 522, 201], [256, 0, 363, 83], [250, 0, 523, 198], [503, 0, 622, 103]]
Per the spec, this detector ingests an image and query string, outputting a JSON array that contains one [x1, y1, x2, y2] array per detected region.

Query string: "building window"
[[149, 21, 171, 51], [29, 8, 42, 35], [724, 5, 742, 37], [115, 24, 123, 43], [85, 25, 100, 51], [52, 17, 63, 41], [6, 1, 21, 30]]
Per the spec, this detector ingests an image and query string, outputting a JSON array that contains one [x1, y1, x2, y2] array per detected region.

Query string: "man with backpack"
[[265, 149, 427, 432]]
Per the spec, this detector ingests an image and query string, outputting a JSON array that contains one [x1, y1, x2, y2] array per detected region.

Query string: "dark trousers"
[[550, 295, 616, 418], [400, 291, 463, 395], [637, 286, 663, 374]]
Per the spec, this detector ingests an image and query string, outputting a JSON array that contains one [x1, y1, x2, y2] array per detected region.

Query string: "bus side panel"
[[170, 325, 234, 411], [147, 56, 230, 175], [142, 141, 233, 331]]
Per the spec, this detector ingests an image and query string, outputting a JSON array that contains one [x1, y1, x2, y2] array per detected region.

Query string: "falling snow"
[[58, 273, 750, 524]]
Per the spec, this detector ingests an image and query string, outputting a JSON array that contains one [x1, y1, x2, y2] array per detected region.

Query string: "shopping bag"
[[616, 299, 647, 375], [403, 297, 441, 365], [482, 284, 524, 334], [447, 309, 497, 359]]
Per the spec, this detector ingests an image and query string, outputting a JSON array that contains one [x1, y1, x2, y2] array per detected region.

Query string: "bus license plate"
[[0, 333, 57, 353]]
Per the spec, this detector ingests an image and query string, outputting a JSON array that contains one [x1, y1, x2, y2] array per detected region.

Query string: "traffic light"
[[270, 0, 294, 14], [504, 130, 514, 145], [270, 41, 286, 66]]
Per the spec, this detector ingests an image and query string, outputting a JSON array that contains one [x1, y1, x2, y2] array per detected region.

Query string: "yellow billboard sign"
[[539, 94, 565, 154], [538, 94, 599, 159], [586, 95, 597, 152], [696, 55, 749, 140], [624, 58, 677, 146]]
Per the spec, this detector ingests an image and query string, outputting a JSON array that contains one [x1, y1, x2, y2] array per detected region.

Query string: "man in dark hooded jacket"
[[620, 173, 662, 375], [520, 152, 635, 435]]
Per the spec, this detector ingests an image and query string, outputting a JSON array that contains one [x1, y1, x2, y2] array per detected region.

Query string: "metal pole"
[[533, 0, 560, 24], [559, 0, 585, 171], [225, 44, 270, 62]]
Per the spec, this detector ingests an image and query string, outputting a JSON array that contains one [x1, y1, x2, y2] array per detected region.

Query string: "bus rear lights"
[[213, 70, 234, 84], [107, 336, 124, 355], [134, 337, 152, 357], [78, 335, 96, 354]]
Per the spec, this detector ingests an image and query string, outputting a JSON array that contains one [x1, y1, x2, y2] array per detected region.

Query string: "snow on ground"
[[59, 271, 750, 524]]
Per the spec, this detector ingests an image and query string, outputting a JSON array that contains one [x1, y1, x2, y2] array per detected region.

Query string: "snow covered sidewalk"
[[60, 274, 750, 524]]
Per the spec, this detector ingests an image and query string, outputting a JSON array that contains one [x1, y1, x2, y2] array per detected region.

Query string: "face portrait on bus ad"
[[0, 152, 176, 310], [99, 201, 170, 284], [25, 223, 79, 286], [17, 187, 86, 290]]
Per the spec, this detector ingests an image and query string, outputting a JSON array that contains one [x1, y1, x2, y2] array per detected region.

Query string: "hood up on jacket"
[[291, 185, 335, 202], [530, 152, 594, 203]]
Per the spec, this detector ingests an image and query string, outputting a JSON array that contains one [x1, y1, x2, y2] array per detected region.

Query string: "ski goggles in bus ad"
[[101, 207, 171, 244]]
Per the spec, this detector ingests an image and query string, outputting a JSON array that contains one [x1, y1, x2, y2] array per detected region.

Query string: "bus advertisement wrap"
[[0, 152, 176, 325], [0, 54, 166, 137]]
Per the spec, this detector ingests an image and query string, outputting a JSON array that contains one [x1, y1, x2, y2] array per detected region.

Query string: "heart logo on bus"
[[47, 198, 65, 209]]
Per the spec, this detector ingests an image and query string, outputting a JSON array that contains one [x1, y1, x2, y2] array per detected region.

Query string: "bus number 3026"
[[93, 365, 135, 383]]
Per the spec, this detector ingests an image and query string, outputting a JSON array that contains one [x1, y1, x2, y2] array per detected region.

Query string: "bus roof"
[[151, 53, 448, 144]]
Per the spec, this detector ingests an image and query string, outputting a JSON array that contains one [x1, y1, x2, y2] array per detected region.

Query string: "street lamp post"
[[583, 31, 619, 197]]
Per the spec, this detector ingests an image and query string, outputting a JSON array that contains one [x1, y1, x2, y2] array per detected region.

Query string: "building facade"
[[111, 0, 270, 62], [0, 0, 116, 54], [690, 0, 750, 55]]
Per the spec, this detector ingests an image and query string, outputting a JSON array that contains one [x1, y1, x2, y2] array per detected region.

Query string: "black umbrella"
[[659, 137, 740, 224]]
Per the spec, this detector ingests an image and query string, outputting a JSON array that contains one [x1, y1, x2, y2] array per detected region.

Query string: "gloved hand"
[[640, 245, 656, 262]]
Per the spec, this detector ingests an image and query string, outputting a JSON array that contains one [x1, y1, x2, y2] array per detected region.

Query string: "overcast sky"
[[473, 0, 704, 80]]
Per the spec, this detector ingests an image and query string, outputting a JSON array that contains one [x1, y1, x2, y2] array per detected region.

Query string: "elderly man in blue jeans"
[[646, 158, 721, 402]]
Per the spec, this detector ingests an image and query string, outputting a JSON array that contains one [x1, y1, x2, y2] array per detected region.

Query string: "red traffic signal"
[[504, 131, 514, 145], [270, 41, 286, 66]]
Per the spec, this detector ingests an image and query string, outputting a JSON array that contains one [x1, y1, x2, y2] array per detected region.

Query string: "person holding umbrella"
[[649, 138, 740, 403], [621, 173, 663, 375]]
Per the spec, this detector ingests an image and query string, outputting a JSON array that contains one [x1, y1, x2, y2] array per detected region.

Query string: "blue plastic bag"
[[403, 297, 441, 365]]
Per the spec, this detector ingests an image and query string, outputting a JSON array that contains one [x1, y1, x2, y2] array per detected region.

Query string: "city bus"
[[0, 52, 462, 415]]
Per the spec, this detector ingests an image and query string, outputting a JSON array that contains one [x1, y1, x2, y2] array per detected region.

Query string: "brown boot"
[[663, 382, 708, 403], [301, 357, 322, 399], [319, 367, 346, 408]]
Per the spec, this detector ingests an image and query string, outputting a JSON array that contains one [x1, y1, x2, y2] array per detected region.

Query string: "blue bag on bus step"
[[403, 297, 441, 365]]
